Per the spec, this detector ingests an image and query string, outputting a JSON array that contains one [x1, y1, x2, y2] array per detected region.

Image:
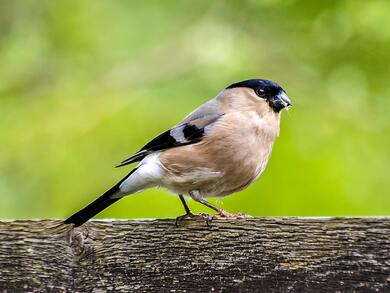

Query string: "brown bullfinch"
[[65, 79, 292, 227]]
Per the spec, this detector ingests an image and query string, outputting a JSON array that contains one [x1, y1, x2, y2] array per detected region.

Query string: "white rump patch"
[[116, 153, 164, 197]]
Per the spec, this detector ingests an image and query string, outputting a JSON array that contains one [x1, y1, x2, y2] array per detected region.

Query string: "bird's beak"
[[278, 91, 292, 107], [271, 91, 292, 112]]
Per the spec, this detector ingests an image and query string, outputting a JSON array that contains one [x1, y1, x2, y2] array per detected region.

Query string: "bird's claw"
[[218, 210, 235, 218], [218, 210, 253, 219], [175, 211, 252, 227], [175, 213, 214, 228]]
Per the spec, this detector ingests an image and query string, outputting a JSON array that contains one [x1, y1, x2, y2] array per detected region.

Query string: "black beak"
[[270, 91, 292, 112]]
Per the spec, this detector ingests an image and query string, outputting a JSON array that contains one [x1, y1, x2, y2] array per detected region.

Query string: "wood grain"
[[0, 217, 389, 292]]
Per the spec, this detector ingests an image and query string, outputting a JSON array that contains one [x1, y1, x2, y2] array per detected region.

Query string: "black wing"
[[116, 114, 223, 168]]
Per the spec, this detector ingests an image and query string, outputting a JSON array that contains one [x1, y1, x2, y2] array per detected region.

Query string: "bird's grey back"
[[181, 95, 223, 124]]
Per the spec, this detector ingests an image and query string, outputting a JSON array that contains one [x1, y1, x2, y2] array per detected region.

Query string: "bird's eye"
[[255, 88, 265, 98]]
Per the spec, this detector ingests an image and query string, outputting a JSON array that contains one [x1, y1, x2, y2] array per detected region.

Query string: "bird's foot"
[[218, 209, 235, 218], [218, 210, 253, 219], [175, 212, 214, 228]]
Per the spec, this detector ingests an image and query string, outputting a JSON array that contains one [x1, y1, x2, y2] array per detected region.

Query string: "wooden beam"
[[0, 217, 389, 292]]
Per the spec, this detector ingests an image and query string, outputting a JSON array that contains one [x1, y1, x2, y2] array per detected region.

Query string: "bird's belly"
[[159, 141, 273, 197], [159, 111, 278, 197], [209, 147, 272, 197]]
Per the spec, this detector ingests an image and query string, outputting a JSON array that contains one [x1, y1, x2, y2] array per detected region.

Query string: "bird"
[[64, 78, 292, 227]]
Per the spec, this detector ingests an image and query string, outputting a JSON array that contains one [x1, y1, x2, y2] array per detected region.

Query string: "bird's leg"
[[188, 190, 236, 219], [179, 194, 191, 214], [196, 198, 253, 218], [175, 194, 193, 227], [189, 190, 251, 219], [194, 198, 235, 218], [175, 194, 213, 227]]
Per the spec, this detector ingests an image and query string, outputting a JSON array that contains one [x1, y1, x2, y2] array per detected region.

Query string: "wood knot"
[[66, 226, 96, 263]]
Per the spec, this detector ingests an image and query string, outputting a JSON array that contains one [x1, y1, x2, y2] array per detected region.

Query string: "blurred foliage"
[[0, 0, 389, 219]]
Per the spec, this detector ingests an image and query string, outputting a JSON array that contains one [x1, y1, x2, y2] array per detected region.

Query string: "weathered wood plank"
[[0, 217, 389, 292]]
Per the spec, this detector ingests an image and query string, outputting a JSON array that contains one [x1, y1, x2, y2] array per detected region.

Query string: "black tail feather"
[[64, 169, 137, 227], [64, 185, 121, 227]]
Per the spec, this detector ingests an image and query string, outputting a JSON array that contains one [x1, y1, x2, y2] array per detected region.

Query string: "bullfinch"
[[65, 79, 292, 227]]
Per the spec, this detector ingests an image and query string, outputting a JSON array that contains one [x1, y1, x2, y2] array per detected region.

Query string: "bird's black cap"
[[226, 79, 291, 112], [227, 79, 283, 94]]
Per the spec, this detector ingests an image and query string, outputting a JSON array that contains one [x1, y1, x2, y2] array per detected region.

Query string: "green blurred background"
[[1, 0, 389, 219]]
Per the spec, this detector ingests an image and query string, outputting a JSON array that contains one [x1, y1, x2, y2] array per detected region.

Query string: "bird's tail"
[[64, 169, 137, 227]]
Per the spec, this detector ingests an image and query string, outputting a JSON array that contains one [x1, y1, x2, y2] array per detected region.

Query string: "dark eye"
[[255, 88, 265, 97]]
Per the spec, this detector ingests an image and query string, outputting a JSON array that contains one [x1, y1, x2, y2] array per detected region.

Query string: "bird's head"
[[226, 79, 292, 113]]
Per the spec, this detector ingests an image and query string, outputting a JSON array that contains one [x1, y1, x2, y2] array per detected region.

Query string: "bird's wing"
[[116, 112, 223, 167]]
